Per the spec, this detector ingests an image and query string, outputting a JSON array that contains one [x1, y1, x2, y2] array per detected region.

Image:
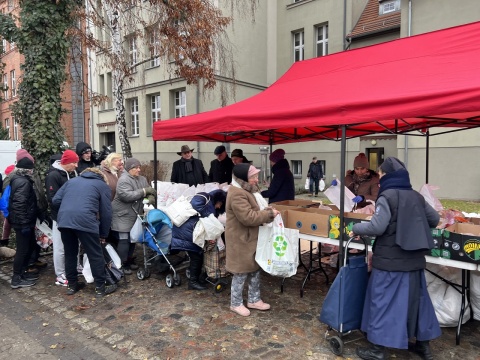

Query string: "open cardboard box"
[[286, 207, 339, 238], [443, 223, 480, 263], [272, 199, 338, 210], [327, 213, 375, 246]]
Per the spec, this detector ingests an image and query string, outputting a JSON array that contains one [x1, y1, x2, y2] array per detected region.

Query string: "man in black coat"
[[209, 145, 233, 184], [170, 145, 209, 186], [307, 156, 324, 197]]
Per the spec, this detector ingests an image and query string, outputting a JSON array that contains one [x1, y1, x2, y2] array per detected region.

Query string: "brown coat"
[[225, 185, 275, 274], [101, 165, 123, 201], [344, 169, 379, 208]]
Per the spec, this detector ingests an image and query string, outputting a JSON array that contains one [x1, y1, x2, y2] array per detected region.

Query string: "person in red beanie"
[[45, 149, 79, 286], [1, 164, 16, 247], [260, 149, 295, 204], [343, 153, 379, 209]]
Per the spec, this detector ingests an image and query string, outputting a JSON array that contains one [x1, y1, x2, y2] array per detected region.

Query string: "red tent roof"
[[153, 21, 480, 144]]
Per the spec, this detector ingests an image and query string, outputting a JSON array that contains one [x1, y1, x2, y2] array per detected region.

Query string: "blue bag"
[[0, 184, 11, 217]]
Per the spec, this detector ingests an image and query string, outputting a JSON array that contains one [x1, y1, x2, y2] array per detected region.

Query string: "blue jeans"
[[61, 228, 106, 288], [309, 178, 319, 195]]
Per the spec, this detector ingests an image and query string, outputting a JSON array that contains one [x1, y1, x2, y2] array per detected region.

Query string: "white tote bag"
[[255, 215, 299, 278], [129, 217, 143, 243], [164, 195, 198, 227], [304, 177, 310, 190]]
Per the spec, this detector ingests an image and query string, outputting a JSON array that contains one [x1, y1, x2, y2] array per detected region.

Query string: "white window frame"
[[379, 0, 400, 15], [13, 117, 19, 140], [129, 36, 137, 68], [10, 70, 16, 97], [291, 160, 302, 178], [174, 90, 186, 118], [3, 73, 8, 100], [316, 24, 328, 57], [293, 31, 304, 62], [149, 29, 160, 68], [4, 119, 10, 139], [2, 38, 6, 53], [130, 98, 139, 136], [151, 94, 161, 123]]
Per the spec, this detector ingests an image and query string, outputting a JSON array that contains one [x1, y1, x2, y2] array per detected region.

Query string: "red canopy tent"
[[153, 21, 480, 144]]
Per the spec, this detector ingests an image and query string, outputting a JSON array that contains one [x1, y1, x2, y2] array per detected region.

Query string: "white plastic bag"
[[193, 214, 225, 248], [419, 184, 444, 211], [255, 215, 299, 277], [35, 219, 53, 249], [82, 254, 94, 283], [129, 217, 143, 243], [324, 179, 355, 211], [305, 177, 310, 190], [319, 179, 326, 192], [164, 195, 198, 227], [105, 244, 122, 269]]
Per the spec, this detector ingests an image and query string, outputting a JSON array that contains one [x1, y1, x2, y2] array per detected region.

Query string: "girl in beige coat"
[[226, 164, 279, 317]]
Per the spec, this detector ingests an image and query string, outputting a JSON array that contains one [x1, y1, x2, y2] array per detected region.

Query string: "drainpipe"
[[196, 82, 200, 156], [404, 0, 412, 167], [343, 0, 347, 50]]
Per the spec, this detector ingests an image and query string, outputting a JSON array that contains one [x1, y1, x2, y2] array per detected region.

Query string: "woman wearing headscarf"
[[350, 157, 441, 360], [226, 163, 280, 316], [111, 158, 156, 274]]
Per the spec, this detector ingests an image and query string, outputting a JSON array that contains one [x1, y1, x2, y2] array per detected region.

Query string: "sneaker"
[[247, 300, 271, 311], [230, 305, 250, 317], [123, 266, 132, 275], [95, 283, 117, 298], [307, 193, 313, 197], [66, 281, 86, 295], [0, 246, 15, 258], [11, 275, 36, 289], [22, 272, 40, 281], [55, 274, 68, 287]]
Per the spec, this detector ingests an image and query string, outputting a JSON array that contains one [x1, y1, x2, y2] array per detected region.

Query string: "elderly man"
[[209, 145, 234, 184], [170, 145, 209, 186]]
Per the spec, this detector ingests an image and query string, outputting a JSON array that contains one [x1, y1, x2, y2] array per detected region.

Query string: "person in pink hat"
[[1, 164, 16, 248]]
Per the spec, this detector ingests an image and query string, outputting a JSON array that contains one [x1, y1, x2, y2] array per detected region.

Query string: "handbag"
[[255, 215, 299, 277], [164, 195, 198, 227], [35, 219, 53, 249], [305, 177, 310, 190], [129, 217, 143, 243]]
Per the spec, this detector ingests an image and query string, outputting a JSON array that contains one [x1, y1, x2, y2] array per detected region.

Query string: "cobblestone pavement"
[[1, 250, 479, 360]]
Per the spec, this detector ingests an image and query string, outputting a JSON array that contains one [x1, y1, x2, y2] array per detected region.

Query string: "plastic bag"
[[0, 184, 11, 217], [419, 184, 444, 211], [82, 254, 94, 283], [193, 214, 224, 248], [129, 217, 143, 243], [305, 177, 310, 190], [319, 179, 326, 192], [35, 219, 53, 249], [164, 195, 198, 227], [255, 215, 299, 277], [324, 179, 355, 211]]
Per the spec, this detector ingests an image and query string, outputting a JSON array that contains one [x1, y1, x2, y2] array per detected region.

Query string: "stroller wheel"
[[173, 273, 181, 286], [136, 268, 146, 280], [165, 274, 174, 288], [214, 281, 224, 293], [144, 267, 151, 279], [328, 336, 344, 356]]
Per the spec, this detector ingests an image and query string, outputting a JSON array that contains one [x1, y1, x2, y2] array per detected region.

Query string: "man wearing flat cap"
[[171, 145, 209, 186], [209, 145, 233, 184]]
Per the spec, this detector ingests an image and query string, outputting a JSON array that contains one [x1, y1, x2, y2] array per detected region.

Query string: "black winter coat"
[[170, 158, 209, 186], [261, 159, 295, 204], [209, 156, 233, 184], [8, 173, 38, 229], [45, 162, 77, 221]]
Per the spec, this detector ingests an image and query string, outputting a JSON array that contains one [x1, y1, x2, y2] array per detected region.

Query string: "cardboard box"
[[442, 223, 480, 263], [430, 228, 443, 258], [286, 207, 339, 237], [272, 199, 338, 210], [327, 213, 375, 246], [467, 217, 480, 226]]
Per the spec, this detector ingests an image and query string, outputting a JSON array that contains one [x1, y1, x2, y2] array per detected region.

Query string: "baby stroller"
[[134, 208, 182, 288], [318, 236, 369, 356]]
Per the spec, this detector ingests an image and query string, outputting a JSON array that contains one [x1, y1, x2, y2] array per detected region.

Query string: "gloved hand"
[[352, 195, 365, 203], [144, 187, 156, 196], [331, 179, 338, 186], [147, 195, 156, 204], [21, 227, 32, 236]]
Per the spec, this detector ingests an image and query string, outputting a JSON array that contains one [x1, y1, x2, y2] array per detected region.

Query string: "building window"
[[316, 24, 328, 57], [130, 98, 139, 136], [106, 72, 113, 109], [10, 70, 16, 97], [8, 0, 14, 11], [13, 117, 18, 140], [174, 90, 186, 118], [151, 94, 161, 123], [3, 73, 8, 100], [379, 0, 400, 15], [293, 31, 304, 62], [149, 29, 160, 68], [4, 119, 10, 139], [2, 38, 6, 53], [129, 36, 137, 69], [98, 74, 105, 110], [291, 160, 302, 178]]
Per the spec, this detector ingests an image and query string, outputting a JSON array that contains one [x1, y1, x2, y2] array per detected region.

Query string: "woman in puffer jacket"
[[171, 189, 227, 290]]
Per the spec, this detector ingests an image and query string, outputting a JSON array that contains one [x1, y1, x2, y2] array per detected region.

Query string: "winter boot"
[[95, 283, 117, 298], [409, 340, 434, 360], [188, 252, 207, 291], [11, 274, 36, 289], [66, 281, 86, 295], [22, 271, 40, 281], [356, 343, 386, 360], [0, 239, 9, 247], [127, 256, 139, 270]]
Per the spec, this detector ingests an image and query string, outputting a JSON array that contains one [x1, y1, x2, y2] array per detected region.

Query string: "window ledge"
[[287, 0, 315, 10]]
